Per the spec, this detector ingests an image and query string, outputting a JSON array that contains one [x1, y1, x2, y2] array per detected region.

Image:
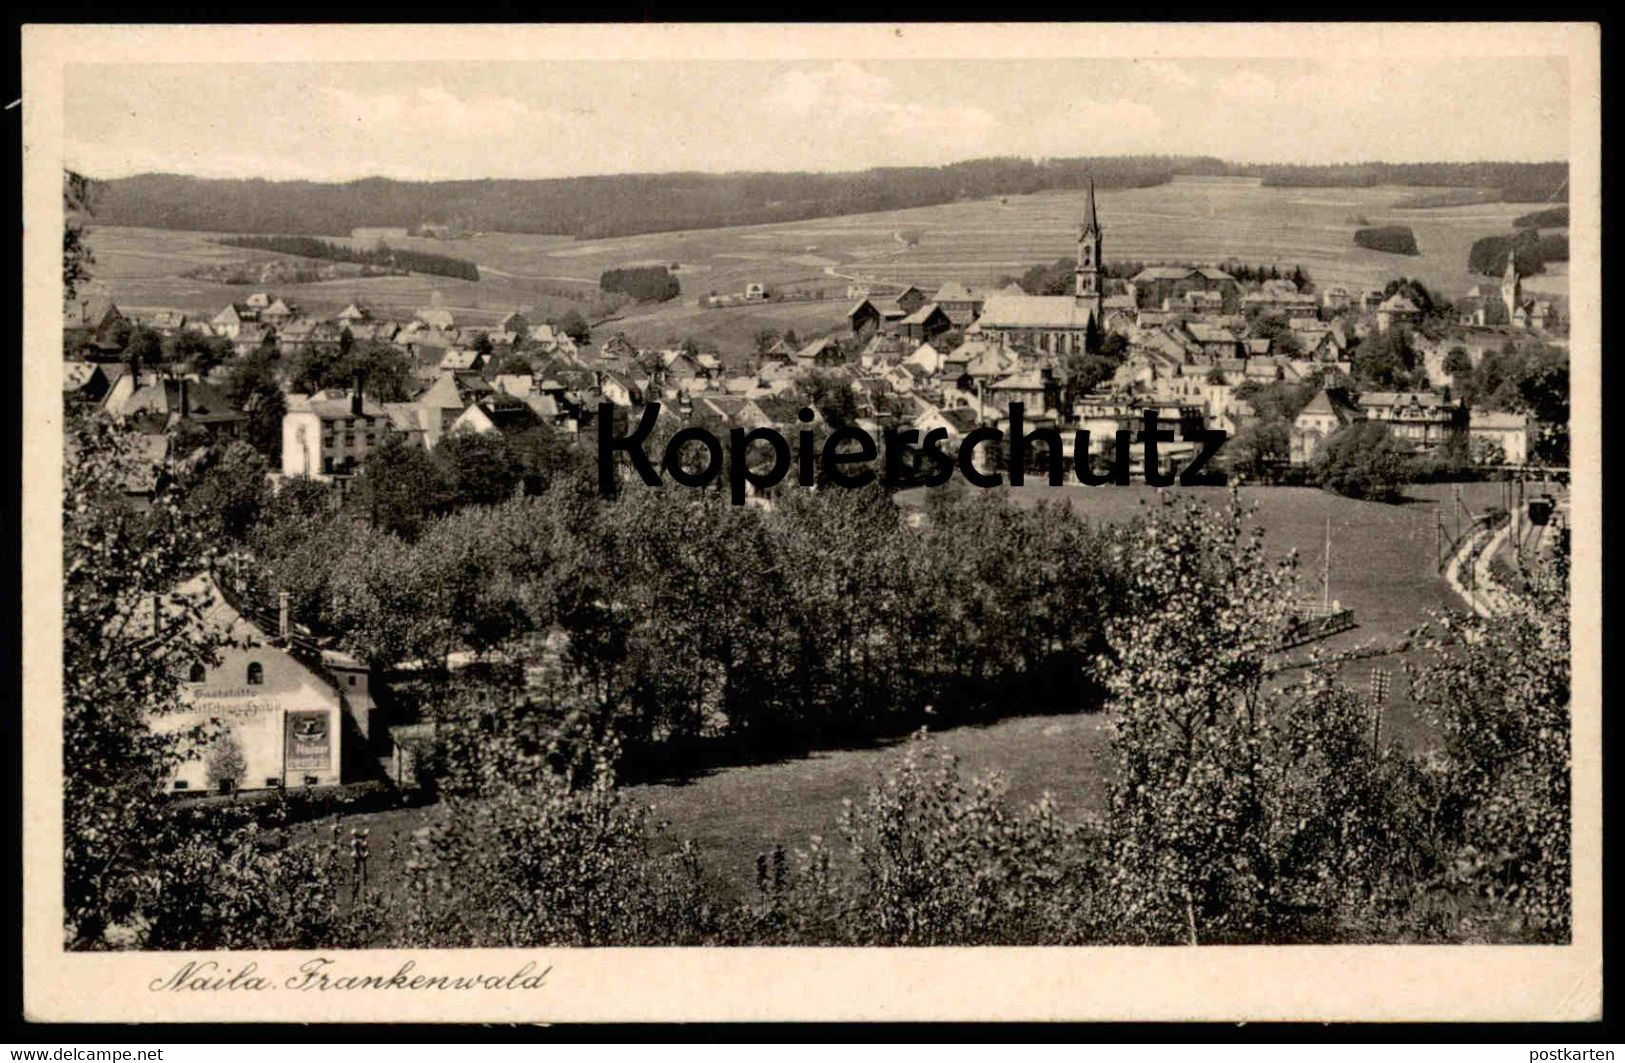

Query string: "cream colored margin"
[[20, 22, 1602, 1023]]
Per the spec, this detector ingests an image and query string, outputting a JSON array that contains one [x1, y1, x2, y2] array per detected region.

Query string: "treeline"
[[90, 156, 1228, 239], [600, 266, 680, 303], [215, 234, 480, 281], [1354, 225, 1420, 255], [1003, 256, 1313, 295], [244, 470, 1125, 760], [1258, 161, 1567, 202], [1002, 257, 1145, 296], [1467, 230, 1569, 277]]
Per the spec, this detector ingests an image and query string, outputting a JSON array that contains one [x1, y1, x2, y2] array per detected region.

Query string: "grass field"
[[81, 176, 1564, 351], [305, 480, 1528, 907]]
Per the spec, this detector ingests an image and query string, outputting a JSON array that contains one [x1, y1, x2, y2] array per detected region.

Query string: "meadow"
[[82, 176, 1565, 354], [321, 480, 1518, 906]]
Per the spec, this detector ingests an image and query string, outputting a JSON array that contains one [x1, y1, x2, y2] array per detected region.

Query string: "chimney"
[[278, 592, 290, 641], [351, 370, 364, 416]]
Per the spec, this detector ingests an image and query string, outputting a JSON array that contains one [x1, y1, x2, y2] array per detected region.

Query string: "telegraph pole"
[[1369, 668, 1390, 753]]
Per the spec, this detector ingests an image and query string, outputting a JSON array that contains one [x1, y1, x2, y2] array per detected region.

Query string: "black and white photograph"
[[20, 22, 1600, 1024]]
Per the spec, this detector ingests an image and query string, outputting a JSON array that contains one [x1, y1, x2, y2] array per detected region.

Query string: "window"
[[173, 779, 189, 791], [347, 675, 357, 686], [246, 662, 264, 685], [303, 775, 319, 787], [265, 777, 281, 789], [188, 662, 206, 683]]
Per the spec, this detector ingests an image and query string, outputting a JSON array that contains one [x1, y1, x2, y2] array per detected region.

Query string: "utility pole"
[[1368, 668, 1391, 753], [1323, 515, 1331, 611]]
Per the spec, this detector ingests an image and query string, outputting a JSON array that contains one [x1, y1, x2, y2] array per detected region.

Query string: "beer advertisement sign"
[[283, 710, 331, 772]]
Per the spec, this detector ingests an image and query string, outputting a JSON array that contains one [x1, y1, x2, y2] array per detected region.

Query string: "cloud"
[[762, 62, 996, 148], [319, 84, 566, 141], [1141, 60, 1196, 87], [1216, 69, 1278, 101]]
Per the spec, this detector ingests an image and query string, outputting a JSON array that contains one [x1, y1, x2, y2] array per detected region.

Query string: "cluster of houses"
[[67, 179, 1560, 503]]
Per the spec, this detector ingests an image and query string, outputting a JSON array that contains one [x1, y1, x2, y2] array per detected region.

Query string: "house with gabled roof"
[[932, 281, 985, 327], [282, 386, 393, 480], [1290, 387, 1365, 465], [438, 347, 486, 373], [693, 395, 772, 431], [211, 303, 255, 340], [1358, 390, 1466, 452], [263, 298, 298, 325], [121, 377, 246, 440], [899, 302, 952, 344], [1376, 293, 1421, 335], [793, 336, 845, 368], [232, 323, 277, 357], [451, 392, 546, 444]]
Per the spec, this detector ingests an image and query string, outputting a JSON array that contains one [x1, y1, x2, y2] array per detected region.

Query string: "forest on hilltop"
[[84, 157, 1568, 240]]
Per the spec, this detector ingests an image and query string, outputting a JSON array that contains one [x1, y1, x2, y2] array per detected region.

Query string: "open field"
[[83, 177, 1564, 351], [309, 480, 1537, 907], [77, 226, 600, 328]]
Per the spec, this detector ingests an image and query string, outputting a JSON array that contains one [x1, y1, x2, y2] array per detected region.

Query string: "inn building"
[[149, 575, 378, 794]]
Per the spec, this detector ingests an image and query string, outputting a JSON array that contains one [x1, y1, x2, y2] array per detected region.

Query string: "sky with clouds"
[[64, 57, 1569, 182]]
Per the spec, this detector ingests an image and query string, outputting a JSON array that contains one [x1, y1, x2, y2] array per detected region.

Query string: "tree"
[[1351, 328, 1420, 389], [204, 735, 247, 794], [795, 369, 859, 429], [557, 308, 591, 345], [495, 352, 532, 376], [180, 441, 271, 543], [436, 429, 524, 507], [1101, 495, 1407, 943], [1443, 346, 1474, 381], [1409, 542, 1571, 939], [1251, 314, 1303, 359], [167, 331, 232, 378], [1060, 350, 1119, 405], [1225, 420, 1289, 475], [62, 416, 224, 945], [1312, 421, 1414, 501], [354, 433, 452, 540], [753, 328, 780, 357], [64, 170, 97, 307], [125, 326, 164, 369]]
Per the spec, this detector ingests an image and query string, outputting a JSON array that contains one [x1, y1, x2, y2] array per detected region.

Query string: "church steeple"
[[1075, 177, 1104, 321], [1501, 245, 1522, 323]]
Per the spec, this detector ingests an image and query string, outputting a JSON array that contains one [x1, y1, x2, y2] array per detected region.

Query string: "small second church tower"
[[1074, 177, 1104, 326]]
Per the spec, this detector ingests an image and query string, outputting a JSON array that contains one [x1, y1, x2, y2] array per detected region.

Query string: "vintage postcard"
[[21, 22, 1601, 1024]]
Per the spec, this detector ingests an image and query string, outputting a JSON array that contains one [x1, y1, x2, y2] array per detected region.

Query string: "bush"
[[1512, 206, 1568, 229], [396, 763, 718, 947], [737, 734, 1102, 946]]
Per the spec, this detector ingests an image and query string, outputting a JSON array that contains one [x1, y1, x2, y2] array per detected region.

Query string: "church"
[[974, 178, 1106, 356]]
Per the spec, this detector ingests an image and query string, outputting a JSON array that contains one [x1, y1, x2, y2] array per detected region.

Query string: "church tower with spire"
[[1074, 177, 1104, 327], [1501, 246, 1523, 324]]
